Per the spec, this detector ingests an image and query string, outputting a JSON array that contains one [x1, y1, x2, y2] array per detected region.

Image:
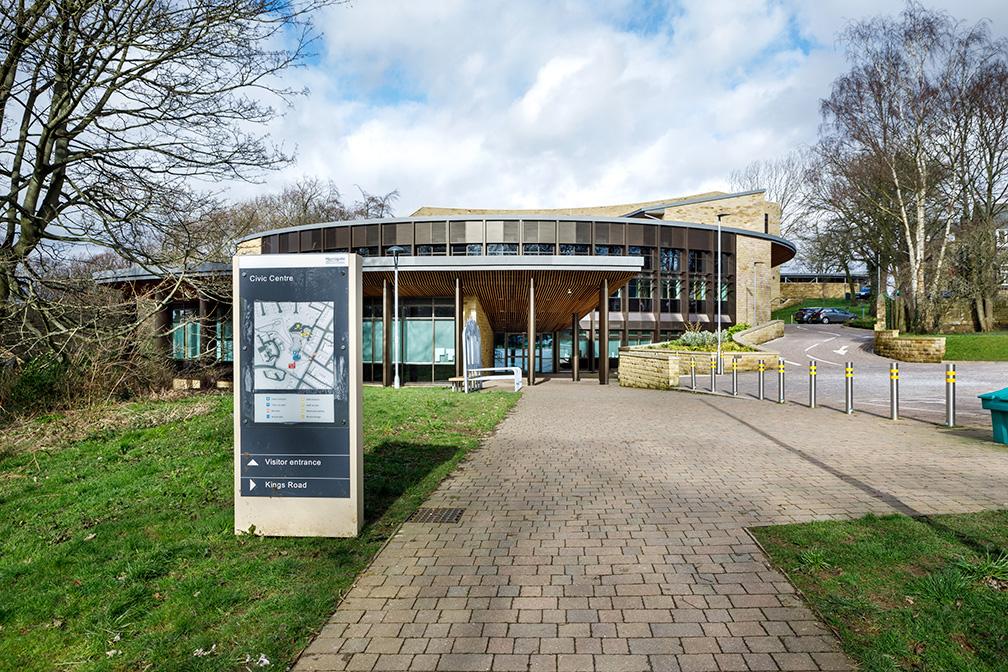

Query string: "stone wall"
[[731, 320, 784, 349], [781, 281, 858, 300], [617, 349, 680, 390], [667, 350, 779, 373], [874, 329, 946, 363], [625, 345, 780, 374], [734, 237, 773, 325], [236, 238, 262, 256]]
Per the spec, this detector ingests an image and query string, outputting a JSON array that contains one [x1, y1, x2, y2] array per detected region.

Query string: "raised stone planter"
[[617, 349, 680, 390], [874, 329, 945, 363]]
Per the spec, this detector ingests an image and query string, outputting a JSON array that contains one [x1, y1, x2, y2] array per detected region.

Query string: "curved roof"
[[237, 214, 796, 266]]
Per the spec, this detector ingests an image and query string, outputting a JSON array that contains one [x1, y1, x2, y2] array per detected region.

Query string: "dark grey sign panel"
[[238, 265, 351, 498]]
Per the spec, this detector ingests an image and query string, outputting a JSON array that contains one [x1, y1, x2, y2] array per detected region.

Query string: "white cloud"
[[231, 0, 1008, 215]]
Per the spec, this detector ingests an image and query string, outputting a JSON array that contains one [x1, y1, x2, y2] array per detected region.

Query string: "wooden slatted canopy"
[[361, 256, 642, 332]]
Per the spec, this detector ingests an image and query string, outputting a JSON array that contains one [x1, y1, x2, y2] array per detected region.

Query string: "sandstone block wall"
[[874, 329, 946, 363], [617, 349, 680, 390], [732, 320, 784, 348], [668, 350, 779, 373], [236, 238, 263, 256], [781, 281, 860, 300]]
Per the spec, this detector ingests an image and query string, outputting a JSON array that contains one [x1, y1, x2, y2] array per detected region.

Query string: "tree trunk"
[[974, 296, 996, 332]]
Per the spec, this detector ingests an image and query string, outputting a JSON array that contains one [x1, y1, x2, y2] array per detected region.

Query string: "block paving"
[[295, 381, 1008, 671]]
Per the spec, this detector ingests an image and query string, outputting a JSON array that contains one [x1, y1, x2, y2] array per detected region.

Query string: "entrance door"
[[494, 332, 526, 372], [493, 332, 554, 374]]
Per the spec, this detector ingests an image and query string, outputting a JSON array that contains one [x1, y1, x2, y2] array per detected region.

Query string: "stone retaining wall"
[[668, 350, 777, 373], [874, 329, 946, 363], [621, 347, 779, 375], [732, 320, 784, 349], [617, 350, 680, 390]]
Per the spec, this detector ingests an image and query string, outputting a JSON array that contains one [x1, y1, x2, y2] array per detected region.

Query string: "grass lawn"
[[772, 297, 875, 326], [752, 511, 1008, 672], [0, 386, 518, 671], [943, 331, 1008, 361]]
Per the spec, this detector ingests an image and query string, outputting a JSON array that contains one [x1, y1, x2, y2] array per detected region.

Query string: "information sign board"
[[233, 253, 362, 537]]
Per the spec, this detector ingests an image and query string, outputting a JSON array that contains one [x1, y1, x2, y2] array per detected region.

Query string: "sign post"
[[233, 253, 362, 537]]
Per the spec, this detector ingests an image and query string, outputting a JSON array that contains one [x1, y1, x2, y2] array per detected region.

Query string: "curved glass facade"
[[246, 214, 794, 381]]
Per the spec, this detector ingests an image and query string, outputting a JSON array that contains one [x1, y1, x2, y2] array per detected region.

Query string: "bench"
[[450, 367, 523, 393]]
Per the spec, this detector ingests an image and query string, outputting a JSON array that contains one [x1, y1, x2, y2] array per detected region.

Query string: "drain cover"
[[406, 507, 465, 523]]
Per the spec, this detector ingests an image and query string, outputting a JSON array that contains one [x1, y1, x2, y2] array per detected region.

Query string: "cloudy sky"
[[245, 0, 1008, 215]]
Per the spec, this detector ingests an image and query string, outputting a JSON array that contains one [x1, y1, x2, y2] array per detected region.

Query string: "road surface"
[[688, 324, 1008, 429]]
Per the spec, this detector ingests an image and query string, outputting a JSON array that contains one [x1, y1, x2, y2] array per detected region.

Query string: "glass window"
[[595, 245, 623, 256], [608, 333, 621, 359], [660, 248, 681, 272], [434, 320, 455, 364], [523, 243, 555, 255], [628, 277, 653, 312], [171, 308, 200, 360], [362, 320, 374, 363], [403, 319, 433, 364], [627, 329, 654, 347], [487, 243, 518, 255], [689, 278, 707, 314], [450, 243, 483, 256], [416, 244, 446, 256], [717, 284, 733, 316], [660, 277, 682, 313], [627, 246, 653, 270], [216, 316, 233, 362], [608, 287, 622, 313], [383, 246, 411, 256], [354, 246, 377, 256], [688, 250, 706, 273], [559, 243, 590, 255]]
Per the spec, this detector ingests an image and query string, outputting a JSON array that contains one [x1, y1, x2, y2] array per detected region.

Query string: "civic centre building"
[[103, 189, 795, 385]]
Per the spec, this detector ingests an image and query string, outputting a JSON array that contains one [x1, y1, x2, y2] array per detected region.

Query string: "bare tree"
[[937, 38, 1008, 330], [816, 3, 993, 331], [185, 179, 399, 263], [729, 147, 812, 239], [0, 0, 338, 363]]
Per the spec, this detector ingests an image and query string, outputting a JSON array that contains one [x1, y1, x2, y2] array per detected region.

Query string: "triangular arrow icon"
[[249, 479, 256, 491], [247, 458, 258, 466]]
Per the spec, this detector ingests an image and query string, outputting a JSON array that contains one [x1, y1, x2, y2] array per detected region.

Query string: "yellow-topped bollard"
[[808, 360, 817, 408]]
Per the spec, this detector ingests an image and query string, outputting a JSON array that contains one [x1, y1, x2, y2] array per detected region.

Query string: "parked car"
[[856, 286, 872, 300], [794, 306, 823, 323], [810, 308, 856, 324]]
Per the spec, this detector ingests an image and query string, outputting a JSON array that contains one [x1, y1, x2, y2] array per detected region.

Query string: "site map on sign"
[[253, 301, 335, 391]]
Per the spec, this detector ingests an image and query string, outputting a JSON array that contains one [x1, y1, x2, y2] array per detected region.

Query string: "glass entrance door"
[[493, 332, 554, 373]]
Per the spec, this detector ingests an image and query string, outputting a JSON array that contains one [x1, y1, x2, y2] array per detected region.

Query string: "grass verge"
[[943, 331, 1008, 361], [752, 511, 1008, 671], [0, 386, 518, 671]]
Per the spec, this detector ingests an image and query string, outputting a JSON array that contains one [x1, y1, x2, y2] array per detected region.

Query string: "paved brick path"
[[296, 382, 1008, 672]]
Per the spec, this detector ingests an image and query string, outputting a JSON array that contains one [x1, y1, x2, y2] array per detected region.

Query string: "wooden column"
[[454, 276, 463, 377], [527, 275, 536, 386], [571, 312, 579, 382], [599, 278, 609, 385], [382, 279, 392, 387]]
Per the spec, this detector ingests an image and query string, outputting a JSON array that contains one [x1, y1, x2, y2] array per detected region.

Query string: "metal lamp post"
[[715, 213, 727, 374], [387, 245, 407, 389]]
